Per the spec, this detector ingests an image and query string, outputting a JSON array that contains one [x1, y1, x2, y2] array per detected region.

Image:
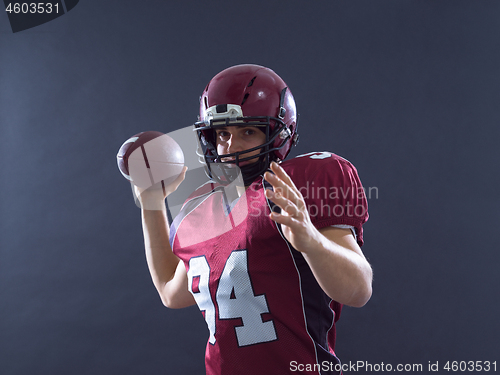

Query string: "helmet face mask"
[[194, 64, 299, 186]]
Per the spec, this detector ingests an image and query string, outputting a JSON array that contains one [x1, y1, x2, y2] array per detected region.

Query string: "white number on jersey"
[[296, 151, 332, 159], [188, 250, 277, 347], [216, 250, 277, 346], [188, 256, 216, 344]]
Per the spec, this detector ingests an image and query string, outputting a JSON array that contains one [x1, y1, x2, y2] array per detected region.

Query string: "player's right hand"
[[134, 166, 188, 210]]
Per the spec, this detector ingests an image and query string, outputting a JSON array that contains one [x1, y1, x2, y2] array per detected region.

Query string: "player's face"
[[215, 126, 266, 166]]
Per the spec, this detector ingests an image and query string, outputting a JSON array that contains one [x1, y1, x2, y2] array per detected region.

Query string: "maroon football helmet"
[[194, 64, 299, 185]]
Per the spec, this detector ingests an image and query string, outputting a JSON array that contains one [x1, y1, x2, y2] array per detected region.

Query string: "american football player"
[[137, 64, 372, 375]]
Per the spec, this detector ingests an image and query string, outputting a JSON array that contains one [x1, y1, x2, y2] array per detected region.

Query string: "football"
[[117, 131, 185, 189]]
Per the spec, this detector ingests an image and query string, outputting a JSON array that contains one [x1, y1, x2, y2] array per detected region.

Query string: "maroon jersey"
[[170, 152, 368, 375]]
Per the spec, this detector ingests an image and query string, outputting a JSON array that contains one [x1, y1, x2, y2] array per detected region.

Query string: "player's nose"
[[226, 133, 244, 153]]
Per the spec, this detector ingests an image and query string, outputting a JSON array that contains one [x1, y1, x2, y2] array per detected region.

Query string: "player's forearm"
[[302, 230, 372, 307], [141, 208, 180, 300]]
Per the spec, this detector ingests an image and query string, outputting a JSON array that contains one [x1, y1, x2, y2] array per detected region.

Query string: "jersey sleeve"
[[287, 152, 369, 246]]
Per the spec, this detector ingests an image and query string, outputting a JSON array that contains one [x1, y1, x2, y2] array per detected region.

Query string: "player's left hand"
[[264, 161, 321, 253]]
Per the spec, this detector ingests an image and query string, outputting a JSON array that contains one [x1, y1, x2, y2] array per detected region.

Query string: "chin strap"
[[240, 155, 269, 186]]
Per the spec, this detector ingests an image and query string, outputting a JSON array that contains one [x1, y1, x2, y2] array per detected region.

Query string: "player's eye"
[[216, 130, 229, 139]]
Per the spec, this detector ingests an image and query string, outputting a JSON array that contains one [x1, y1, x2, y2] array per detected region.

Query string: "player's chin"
[[238, 159, 257, 167]]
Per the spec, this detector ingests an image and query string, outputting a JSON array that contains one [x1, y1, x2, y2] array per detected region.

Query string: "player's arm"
[[137, 167, 195, 309], [301, 226, 372, 308], [141, 207, 195, 309], [264, 162, 372, 308]]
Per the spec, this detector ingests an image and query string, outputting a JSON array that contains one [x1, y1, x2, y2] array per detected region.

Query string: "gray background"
[[1, 1, 499, 374]]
